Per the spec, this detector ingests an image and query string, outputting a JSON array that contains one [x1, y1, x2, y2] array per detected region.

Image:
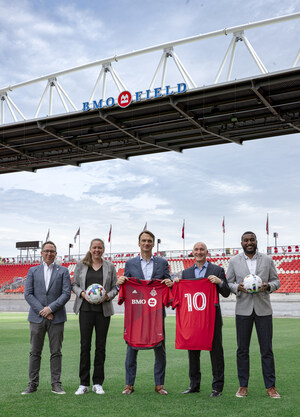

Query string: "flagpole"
[[267, 213, 270, 252], [79, 230, 81, 260], [182, 219, 185, 256], [108, 224, 112, 261], [222, 216, 225, 255]]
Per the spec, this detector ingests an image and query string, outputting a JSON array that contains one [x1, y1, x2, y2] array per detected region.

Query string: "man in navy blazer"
[[117, 230, 173, 395], [22, 241, 71, 395], [179, 242, 230, 397], [227, 231, 281, 399]]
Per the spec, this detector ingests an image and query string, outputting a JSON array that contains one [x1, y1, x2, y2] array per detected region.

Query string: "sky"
[[0, 0, 299, 258]]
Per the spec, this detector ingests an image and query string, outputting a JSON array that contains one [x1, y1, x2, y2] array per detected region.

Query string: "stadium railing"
[[0, 255, 299, 293]]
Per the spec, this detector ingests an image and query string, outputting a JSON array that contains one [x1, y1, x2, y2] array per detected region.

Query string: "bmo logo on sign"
[[118, 91, 132, 108], [148, 298, 157, 307]]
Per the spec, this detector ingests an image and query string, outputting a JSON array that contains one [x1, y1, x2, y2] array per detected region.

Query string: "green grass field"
[[0, 313, 299, 417]]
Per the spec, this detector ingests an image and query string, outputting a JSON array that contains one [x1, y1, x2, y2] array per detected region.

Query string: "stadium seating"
[[272, 255, 300, 293], [0, 254, 299, 293], [0, 263, 37, 286]]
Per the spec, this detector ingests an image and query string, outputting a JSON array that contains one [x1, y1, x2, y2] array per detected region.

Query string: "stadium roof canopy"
[[0, 67, 299, 174]]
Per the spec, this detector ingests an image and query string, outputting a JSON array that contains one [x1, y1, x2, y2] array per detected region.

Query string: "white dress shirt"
[[244, 251, 258, 275], [43, 261, 54, 291], [140, 256, 154, 280]]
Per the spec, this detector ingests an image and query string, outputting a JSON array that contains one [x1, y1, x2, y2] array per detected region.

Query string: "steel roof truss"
[[37, 121, 127, 161], [169, 97, 242, 145], [98, 110, 181, 153], [251, 82, 300, 133]]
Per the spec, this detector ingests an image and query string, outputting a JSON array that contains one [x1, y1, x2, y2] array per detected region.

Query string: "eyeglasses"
[[42, 250, 56, 254]]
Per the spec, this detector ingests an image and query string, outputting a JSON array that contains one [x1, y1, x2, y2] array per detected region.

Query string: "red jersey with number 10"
[[118, 278, 173, 348], [172, 279, 218, 351]]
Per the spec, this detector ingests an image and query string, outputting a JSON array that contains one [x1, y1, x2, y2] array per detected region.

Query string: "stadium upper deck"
[[1, 68, 299, 174], [0, 13, 299, 174]]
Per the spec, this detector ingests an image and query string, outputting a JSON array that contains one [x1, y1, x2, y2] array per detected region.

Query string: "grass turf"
[[0, 313, 299, 417]]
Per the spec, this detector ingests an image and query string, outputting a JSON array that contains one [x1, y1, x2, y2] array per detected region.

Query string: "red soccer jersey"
[[118, 278, 173, 348], [172, 279, 219, 351]]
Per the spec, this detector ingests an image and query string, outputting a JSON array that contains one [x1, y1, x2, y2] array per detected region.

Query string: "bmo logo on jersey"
[[132, 299, 146, 304], [148, 298, 157, 307], [184, 292, 207, 311], [131, 297, 157, 307]]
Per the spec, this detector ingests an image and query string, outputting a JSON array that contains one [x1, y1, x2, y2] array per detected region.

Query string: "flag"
[[143, 222, 147, 231], [222, 217, 225, 234], [266, 214, 269, 235], [108, 224, 112, 243], [182, 220, 185, 239], [74, 227, 80, 243], [45, 229, 50, 241]]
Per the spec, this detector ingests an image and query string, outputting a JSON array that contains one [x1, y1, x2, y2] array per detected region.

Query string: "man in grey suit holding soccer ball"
[[227, 231, 281, 399]]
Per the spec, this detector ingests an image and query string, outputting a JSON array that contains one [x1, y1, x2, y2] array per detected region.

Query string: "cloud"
[[209, 180, 253, 195]]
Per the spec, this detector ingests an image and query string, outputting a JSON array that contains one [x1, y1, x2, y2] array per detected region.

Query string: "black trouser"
[[188, 311, 224, 392], [236, 311, 275, 388], [79, 310, 110, 386]]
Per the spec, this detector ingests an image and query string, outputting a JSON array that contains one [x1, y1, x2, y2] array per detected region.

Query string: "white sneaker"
[[75, 385, 89, 395], [92, 384, 105, 394]]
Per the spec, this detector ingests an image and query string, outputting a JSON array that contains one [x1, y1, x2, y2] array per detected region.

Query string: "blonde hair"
[[82, 238, 105, 267]]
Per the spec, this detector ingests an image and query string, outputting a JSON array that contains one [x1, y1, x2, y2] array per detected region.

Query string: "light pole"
[[69, 243, 73, 261], [157, 239, 161, 256], [273, 232, 278, 248]]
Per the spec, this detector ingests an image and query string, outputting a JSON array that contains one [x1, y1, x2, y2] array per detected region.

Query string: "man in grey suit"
[[227, 231, 281, 399], [117, 230, 173, 395], [22, 241, 71, 395]]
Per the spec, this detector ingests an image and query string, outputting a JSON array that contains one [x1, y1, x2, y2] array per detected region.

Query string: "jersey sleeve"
[[118, 283, 126, 305], [163, 286, 173, 307], [213, 283, 219, 305], [171, 282, 179, 308]]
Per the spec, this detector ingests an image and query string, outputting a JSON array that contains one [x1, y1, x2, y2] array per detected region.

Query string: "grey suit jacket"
[[124, 255, 171, 280], [25, 263, 71, 324], [72, 260, 118, 316], [226, 252, 280, 316]]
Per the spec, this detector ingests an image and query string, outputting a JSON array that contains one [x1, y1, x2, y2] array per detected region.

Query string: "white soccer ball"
[[86, 283, 106, 303], [243, 274, 262, 293]]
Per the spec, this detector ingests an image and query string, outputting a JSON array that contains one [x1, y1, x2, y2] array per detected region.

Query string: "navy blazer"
[[124, 256, 171, 280], [182, 262, 230, 323], [25, 263, 71, 324]]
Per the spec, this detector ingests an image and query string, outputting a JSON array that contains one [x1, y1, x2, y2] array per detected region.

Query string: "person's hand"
[[117, 276, 128, 286], [259, 281, 269, 292], [47, 313, 54, 320], [237, 282, 248, 293], [161, 278, 173, 287], [96, 293, 109, 304], [207, 275, 222, 285], [81, 291, 92, 303], [39, 306, 52, 317], [174, 277, 180, 283]]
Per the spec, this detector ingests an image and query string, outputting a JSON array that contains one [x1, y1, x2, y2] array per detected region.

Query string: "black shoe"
[[210, 390, 222, 397], [21, 384, 38, 395], [51, 383, 66, 394], [182, 387, 200, 394]]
